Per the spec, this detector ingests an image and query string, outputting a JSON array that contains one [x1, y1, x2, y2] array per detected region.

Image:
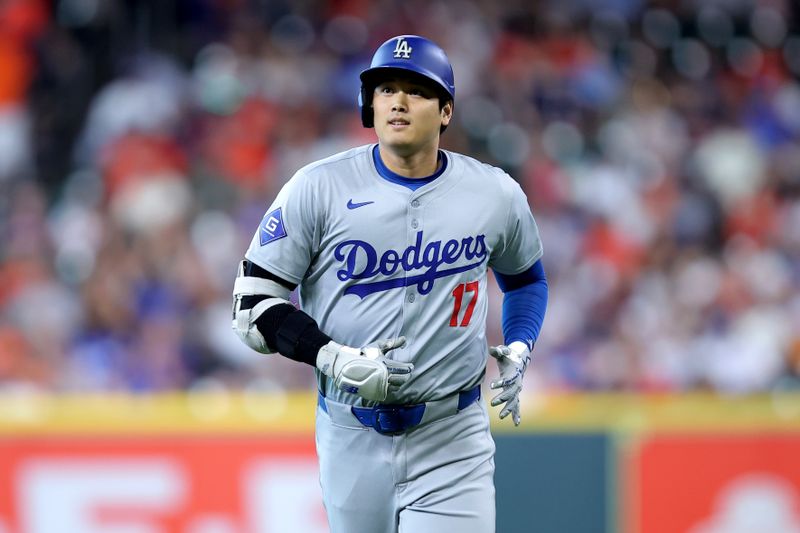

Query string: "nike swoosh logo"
[[347, 199, 374, 210]]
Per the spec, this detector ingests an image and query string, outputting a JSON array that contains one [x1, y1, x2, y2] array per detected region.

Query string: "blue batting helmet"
[[359, 35, 455, 129]]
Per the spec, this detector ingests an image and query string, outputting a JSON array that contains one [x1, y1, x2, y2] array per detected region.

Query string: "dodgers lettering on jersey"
[[334, 231, 487, 298], [244, 144, 543, 405]]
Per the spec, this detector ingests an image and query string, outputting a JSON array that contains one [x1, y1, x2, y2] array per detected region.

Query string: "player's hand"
[[316, 337, 413, 402], [489, 341, 532, 426]]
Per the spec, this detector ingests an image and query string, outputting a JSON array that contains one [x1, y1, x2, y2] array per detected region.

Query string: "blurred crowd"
[[1, 0, 799, 395]]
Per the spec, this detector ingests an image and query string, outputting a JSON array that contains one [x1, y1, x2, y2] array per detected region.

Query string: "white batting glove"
[[489, 341, 532, 426], [316, 337, 413, 402]]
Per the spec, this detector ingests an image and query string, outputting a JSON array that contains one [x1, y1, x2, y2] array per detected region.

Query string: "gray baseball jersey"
[[245, 143, 542, 533], [244, 144, 542, 405]]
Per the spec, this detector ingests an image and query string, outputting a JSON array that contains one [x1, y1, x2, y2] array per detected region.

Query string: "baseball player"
[[232, 35, 548, 533]]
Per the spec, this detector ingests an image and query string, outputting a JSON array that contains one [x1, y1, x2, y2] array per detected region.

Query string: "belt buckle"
[[372, 406, 406, 435]]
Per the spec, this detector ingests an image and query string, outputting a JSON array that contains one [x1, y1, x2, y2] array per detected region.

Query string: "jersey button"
[[408, 293, 416, 303], [411, 200, 420, 208], [411, 219, 419, 229]]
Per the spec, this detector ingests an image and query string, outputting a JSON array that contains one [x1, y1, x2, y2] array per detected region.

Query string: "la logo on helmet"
[[393, 37, 412, 59]]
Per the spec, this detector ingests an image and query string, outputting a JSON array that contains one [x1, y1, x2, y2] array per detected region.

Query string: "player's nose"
[[391, 92, 408, 112]]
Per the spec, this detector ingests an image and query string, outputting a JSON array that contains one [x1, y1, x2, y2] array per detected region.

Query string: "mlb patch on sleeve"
[[259, 208, 287, 245]]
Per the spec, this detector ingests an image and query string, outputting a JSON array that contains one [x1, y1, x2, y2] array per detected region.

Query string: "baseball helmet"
[[359, 35, 455, 130]]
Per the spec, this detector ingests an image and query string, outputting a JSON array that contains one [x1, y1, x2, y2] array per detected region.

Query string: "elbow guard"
[[232, 260, 293, 354]]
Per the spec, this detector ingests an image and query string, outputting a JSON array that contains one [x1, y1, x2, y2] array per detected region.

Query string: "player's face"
[[372, 77, 453, 156]]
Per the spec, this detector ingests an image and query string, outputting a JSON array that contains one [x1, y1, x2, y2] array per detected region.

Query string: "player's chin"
[[378, 130, 417, 150]]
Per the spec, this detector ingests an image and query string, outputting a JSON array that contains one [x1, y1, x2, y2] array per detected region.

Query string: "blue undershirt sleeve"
[[493, 259, 548, 347]]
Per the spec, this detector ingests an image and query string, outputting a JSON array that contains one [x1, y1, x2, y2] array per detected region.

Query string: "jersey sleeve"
[[489, 177, 543, 275], [244, 170, 320, 285]]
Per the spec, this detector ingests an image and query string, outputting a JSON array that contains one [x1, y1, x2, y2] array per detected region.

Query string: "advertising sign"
[[0, 437, 328, 533], [630, 435, 800, 533]]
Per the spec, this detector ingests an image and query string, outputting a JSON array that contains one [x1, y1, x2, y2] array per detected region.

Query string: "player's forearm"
[[254, 303, 332, 366], [501, 281, 547, 346], [232, 259, 331, 366], [495, 260, 548, 346], [233, 261, 412, 401]]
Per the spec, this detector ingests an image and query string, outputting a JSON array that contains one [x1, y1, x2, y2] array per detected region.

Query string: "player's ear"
[[440, 100, 453, 128]]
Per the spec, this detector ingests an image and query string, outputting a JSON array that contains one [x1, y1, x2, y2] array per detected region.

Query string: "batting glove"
[[489, 341, 532, 426], [316, 337, 413, 402]]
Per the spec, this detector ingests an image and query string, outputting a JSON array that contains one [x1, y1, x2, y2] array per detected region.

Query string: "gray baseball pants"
[[315, 396, 496, 533]]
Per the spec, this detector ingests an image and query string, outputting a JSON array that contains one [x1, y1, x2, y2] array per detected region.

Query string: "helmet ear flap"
[[359, 85, 374, 128]]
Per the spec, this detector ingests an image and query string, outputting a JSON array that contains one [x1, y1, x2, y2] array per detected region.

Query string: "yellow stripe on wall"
[[500, 391, 800, 433], [1, 390, 799, 435], [0, 391, 318, 435]]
